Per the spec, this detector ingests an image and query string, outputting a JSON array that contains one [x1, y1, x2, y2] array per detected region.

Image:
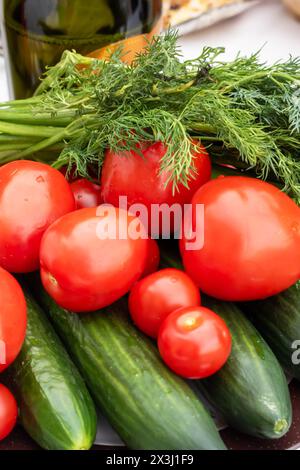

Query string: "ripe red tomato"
[[70, 179, 102, 209], [181, 176, 300, 301], [129, 268, 201, 338], [0, 268, 27, 373], [0, 385, 18, 441], [0, 161, 75, 273], [101, 141, 211, 234], [142, 238, 160, 278], [158, 306, 231, 379], [40, 207, 149, 312]]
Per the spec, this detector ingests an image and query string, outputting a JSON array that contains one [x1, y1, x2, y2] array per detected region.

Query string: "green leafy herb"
[[0, 31, 300, 201]]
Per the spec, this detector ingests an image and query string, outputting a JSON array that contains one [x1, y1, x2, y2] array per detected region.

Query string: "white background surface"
[[0, 0, 300, 101], [179, 0, 300, 62]]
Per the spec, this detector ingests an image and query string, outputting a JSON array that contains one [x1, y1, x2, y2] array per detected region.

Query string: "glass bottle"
[[0, 0, 162, 98]]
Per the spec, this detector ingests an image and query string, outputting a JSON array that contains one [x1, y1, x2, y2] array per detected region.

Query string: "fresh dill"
[[0, 31, 300, 201]]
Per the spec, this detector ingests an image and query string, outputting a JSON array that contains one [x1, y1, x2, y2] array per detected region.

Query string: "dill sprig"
[[0, 31, 300, 201]]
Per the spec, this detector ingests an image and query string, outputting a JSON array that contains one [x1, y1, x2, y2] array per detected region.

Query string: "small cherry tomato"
[[141, 238, 160, 278], [158, 306, 232, 379], [0, 385, 18, 441], [70, 179, 102, 209], [0, 268, 27, 373], [129, 268, 201, 338], [0, 160, 75, 273], [40, 207, 149, 312]]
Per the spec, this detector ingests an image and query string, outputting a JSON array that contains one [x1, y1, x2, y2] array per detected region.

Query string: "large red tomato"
[[0, 385, 18, 441], [101, 141, 211, 235], [40, 207, 149, 312], [158, 306, 231, 379], [129, 268, 201, 338], [181, 176, 300, 301], [0, 268, 27, 373], [0, 161, 75, 273]]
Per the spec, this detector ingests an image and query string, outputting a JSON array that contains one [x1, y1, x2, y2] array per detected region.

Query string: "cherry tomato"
[[181, 176, 300, 301], [0, 161, 75, 273], [40, 207, 149, 312], [0, 268, 27, 373], [158, 306, 231, 379], [70, 179, 102, 209], [101, 141, 211, 235], [142, 238, 160, 278], [129, 268, 201, 338], [0, 385, 18, 441]]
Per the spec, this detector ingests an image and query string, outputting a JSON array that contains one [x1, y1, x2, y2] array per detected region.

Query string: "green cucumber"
[[33, 285, 227, 450], [199, 297, 292, 439], [160, 245, 293, 439], [241, 284, 300, 381], [9, 289, 97, 450]]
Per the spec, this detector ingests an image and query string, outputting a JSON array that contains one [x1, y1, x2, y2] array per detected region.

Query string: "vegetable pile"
[[0, 32, 300, 451]]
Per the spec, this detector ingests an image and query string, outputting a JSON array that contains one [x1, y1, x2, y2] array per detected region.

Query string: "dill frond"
[[0, 31, 300, 202]]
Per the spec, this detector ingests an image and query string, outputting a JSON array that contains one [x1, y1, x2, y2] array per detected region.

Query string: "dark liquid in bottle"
[[2, 0, 162, 98]]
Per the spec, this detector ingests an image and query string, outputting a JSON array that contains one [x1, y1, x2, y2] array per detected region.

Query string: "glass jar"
[[0, 0, 162, 99]]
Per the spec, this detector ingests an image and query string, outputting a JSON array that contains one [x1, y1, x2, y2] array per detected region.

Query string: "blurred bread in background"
[[283, 0, 300, 19], [163, 0, 258, 29]]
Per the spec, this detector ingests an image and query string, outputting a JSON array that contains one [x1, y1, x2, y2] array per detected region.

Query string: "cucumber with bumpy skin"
[[9, 289, 97, 450], [33, 284, 227, 450], [160, 244, 293, 440], [199, 297, 292, 439], [242, 283, 300, 381]]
